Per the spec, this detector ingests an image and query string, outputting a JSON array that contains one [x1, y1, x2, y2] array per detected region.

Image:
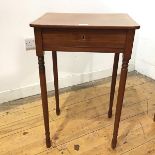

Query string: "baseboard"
[[135, 60, 155, 80], [0, 63, 134, 104]]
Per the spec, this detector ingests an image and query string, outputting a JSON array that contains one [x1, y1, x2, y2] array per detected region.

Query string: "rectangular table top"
[[30, 13, 140, 29]]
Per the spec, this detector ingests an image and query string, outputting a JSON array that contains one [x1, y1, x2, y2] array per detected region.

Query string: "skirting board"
[[0, 63, 134, 104], [135, 59, 155, 80]]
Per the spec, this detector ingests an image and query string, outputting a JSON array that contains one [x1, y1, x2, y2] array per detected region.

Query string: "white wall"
[[134, 1, 155, 79], [0, 0, 153, 103]]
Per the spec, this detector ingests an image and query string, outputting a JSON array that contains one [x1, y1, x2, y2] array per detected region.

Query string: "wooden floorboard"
[[0, 72, 155, 155]]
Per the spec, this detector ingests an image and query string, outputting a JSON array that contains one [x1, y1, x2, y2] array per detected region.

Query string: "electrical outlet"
[[25, 38, 36, 50]]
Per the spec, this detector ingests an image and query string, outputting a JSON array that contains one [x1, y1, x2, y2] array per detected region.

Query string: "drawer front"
[[42, 29, 127, 51]]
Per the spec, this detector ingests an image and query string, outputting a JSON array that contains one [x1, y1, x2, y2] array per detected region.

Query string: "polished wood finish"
[[112, 30, 135, 148], [30, 13, 139, 149], [112, 56, 129, 149], [34, 27, 51, 148], [38, 56, 51, 148], [30, 13, 140, 29], [52, 51, 60, 115], [42, 29, 127, 52], [108, 53, 119, 118], [34, 28, 44, 56]]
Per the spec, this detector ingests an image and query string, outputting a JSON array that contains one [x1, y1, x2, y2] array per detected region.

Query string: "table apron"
[[41, 29, 127, 52]]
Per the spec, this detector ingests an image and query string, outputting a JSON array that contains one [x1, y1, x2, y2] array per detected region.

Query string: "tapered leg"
[[38, 56, 51, 148], [52, 51, 60, 115], [108, 53, 120, 118], [111, 55, 129, 149]]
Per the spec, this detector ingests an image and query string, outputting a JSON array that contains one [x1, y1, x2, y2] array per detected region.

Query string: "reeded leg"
[[108, 53, 120, 118], [52, 51, 60, 115], [38, 56, 51, 148], [111, 55, 129, 149]]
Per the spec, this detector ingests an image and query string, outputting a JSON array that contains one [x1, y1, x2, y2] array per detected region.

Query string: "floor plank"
[[0, 72, 155, 155]]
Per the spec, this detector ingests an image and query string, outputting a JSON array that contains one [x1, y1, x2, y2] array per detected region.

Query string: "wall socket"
[[25, 38, 36, 50]]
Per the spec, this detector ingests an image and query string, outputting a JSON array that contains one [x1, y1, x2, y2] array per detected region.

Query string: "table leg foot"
[[46, 137, 51, 148], [111, 138, 117, 149], [108, 110, 112, 118], [56, 108, 60, 116]]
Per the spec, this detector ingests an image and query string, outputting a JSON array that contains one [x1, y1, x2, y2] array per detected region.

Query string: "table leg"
[[38, 56, 51, 148], [111, 55, 129, 149], [108, 53, 119, 118], [52, 51, 60, 115]]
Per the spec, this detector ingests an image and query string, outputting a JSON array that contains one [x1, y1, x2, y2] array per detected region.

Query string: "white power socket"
[[25, 38, 36, 50]]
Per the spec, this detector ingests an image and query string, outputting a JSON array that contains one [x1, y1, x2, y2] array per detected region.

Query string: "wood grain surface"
[[0, 72, 155, 154], [30, 13, 140, 29]]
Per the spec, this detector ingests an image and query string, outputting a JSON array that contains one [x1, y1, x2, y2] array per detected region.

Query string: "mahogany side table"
[[30, 13, 140, 149]]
